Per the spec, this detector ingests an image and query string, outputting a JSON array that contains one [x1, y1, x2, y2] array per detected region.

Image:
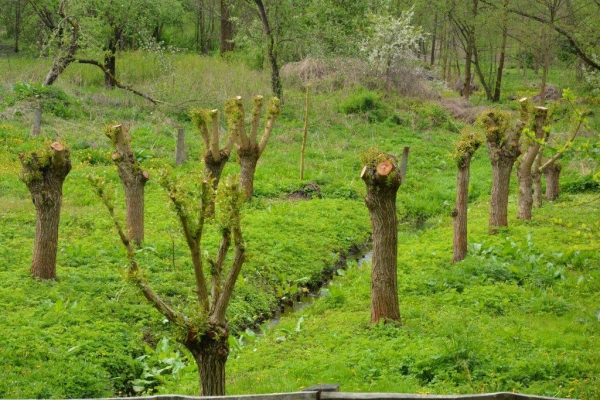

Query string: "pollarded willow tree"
[[90, 172, 246, 396], [452, 128, 483, 263], [361, 150, 403, 324], [224, 95, 281, 200], [105, 125, 149, 247], [20, 141, 71, 280], [189, 108, 235, 189], [517, 101, 548, 220], [478, 110, 524, 233]]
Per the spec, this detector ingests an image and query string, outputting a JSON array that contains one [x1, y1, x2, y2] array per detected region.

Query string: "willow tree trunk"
[[544, 163, 561, 200], [239, 146, 259, 199], [517, 106, 548, 220], [361, 156, 402, 324], [489, 160, 513, 231], [20, 142, 71, 280], [453, 160, 471, 263], [106, 125, 149, 246], [185, 324, 229, 396]]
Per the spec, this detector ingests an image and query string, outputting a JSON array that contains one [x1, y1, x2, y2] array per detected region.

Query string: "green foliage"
[[561, 174, 599, 193], [5, 82, 80, 118], [0, 53, 598, 399], [132, 337, 190, 394], [338, 89, 392, 123]]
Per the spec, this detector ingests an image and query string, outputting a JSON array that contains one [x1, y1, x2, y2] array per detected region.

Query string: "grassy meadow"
[[0, 52, 599, 399]]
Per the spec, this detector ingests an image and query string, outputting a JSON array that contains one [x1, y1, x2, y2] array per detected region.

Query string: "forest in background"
[[0, 0, 599, 399]]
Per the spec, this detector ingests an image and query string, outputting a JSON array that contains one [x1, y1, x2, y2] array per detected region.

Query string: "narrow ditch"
[[257, 248, 374, 332]]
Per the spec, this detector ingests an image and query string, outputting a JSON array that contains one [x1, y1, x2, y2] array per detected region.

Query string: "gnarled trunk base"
[[185, 325, 229, 396]]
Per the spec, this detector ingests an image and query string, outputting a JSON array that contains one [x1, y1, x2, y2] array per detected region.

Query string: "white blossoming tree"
[[360, 8, 426, 77]]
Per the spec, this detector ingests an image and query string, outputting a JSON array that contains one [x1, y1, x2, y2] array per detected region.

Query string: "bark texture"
[[517, 105, 548, 220], [186, 324, 229, 396], [224, 96, 280, 200], [544, 163, 561, 200], [452, 130, 482, 263], [106, 125, 149, 247], [20, 142, 71, 280], [361, 154, 402, 324], [479, 111, 522, 233]]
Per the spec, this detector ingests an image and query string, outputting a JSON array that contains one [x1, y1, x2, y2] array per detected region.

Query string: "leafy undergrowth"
[[212, 194, 598, 399]]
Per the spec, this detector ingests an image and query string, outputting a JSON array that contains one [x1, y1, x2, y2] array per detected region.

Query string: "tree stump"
[[361, 152, 402, 324]]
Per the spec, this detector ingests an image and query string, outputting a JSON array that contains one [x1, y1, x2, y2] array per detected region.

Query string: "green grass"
[[0, 52, 599, 399]]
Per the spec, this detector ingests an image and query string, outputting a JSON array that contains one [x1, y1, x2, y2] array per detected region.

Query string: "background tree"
[[361, 150, 402, 324], [20, 141, 71, 280], [220, 0, 234, 54], [224, 95, 281, 200], [252, 0, 282, 99], [452, 128, 482, 263]]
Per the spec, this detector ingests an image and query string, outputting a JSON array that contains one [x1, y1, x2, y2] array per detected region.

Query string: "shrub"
[[338, 89, 392, 123]]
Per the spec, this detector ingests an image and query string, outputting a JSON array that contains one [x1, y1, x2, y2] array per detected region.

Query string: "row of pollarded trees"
[[20, 95, 280, 396], [452, 95, 588, 262]]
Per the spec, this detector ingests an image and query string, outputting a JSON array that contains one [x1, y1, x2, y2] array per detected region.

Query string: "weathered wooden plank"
[[320, 392, 571, 400], [90, 392, 317, 400]]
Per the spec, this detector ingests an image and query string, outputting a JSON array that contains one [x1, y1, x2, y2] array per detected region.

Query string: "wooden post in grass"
[[300, 85, 310, 180], [400, 146, 410, 183], [31, 101, 42, 136], [452, 129, 482, 263], [20, 141, 71, 280], [361, 150, 402, 324], [175, 127, 187, 165]]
